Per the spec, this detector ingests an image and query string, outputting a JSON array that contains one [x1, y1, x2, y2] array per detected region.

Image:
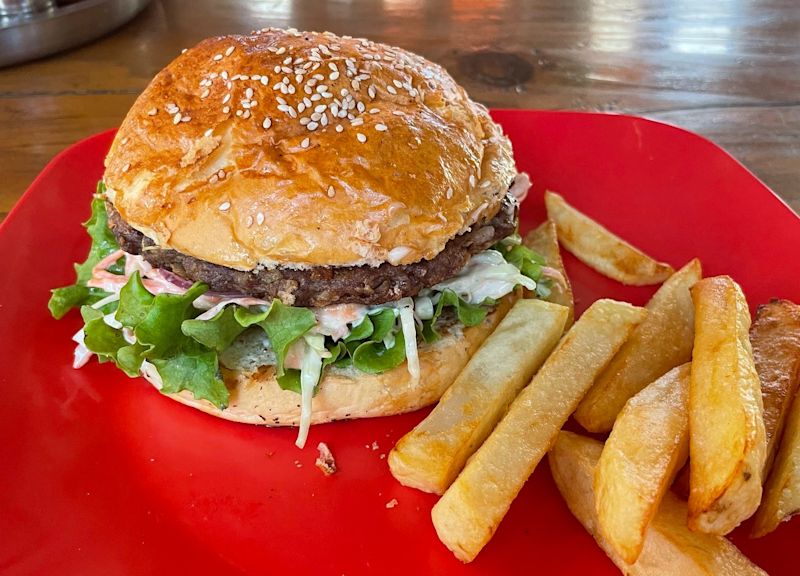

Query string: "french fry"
[[751, 300, 800, 537], [549, 431, 768, 576], [544, 191, 674, 286], [388, 299, 569, 494], [575, 259, 701, 433], [595, 364, 691, 564], [753, 383, 800, 536], [523, 220, 575, 326], [431, 299, 645, 562], [688, 276, 766, 535], [750, 299, 800, 478]]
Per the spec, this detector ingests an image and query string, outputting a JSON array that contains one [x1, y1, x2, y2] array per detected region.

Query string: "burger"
[[49, 28, 548, 447]]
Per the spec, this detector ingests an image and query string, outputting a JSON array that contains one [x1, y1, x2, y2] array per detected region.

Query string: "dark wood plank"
[[1, 0, 799, 218]]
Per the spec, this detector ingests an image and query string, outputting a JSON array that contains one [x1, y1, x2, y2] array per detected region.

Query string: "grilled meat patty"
[[107, 195, 517, 307]]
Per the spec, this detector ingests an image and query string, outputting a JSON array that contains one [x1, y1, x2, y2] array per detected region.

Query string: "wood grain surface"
[[1, 0, 798, 221]]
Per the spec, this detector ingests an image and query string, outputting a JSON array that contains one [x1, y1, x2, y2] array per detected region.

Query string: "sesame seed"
[[181, 116, 191, 122], [262, 117, 272, 129], [446, 187, 453, 199], [356, 101, 366, 113], [393, 79, 403, 88], [213, 54, 223, 61], [310, 93, 322, 102], [173, 113, 182, 124], [236, 110, 243, 117], [121, 137, 129, 145], [356, 133, 367, 143], [252, 74, 261, 80], [301, 137, 310, 148], [298, 103, 306, 113], [314, 104, 327, 113], [245, 87, 254, 99], [246, 215, 254, 227], [329, 71, 340, 80], [392, 110, 404, 116], [209, 175, 219, 184], [375, 123, 387, 131], [369, 108, 380, 114], [201, 89, 210, 99], [368, 85, 376, 99], [243, 110, 251, 119], [221, 71, 229, 80], [321, 113, 329, 126], [223, 106, 231, 114], [256, 212, 265, 225], [219, 201, 231, 211], [387, 85, 397, 95], [181, 48, 188, 54], [204, 128, 214, 137], [260, 76, 269, 85], [222, 93, 231, 104], [335, 124, 343, 132], [147, 108, 157, 116], [283, 56, 292, 65], [122, 163, 130, 172], [469, 174, 476, 187], [307, 121, 319, 131], [316, 85, 328, 93], [225, 46, 235, 56], [276, 46, 286, 55], [218, 169, 225, 179], [327, 185, 335, 197], [351, 117, 364, 126]]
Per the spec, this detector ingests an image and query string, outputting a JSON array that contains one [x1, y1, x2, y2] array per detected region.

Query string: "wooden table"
[[1, 0, 798, 221]]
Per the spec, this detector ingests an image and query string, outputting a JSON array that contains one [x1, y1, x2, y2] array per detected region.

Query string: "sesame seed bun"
[[103, 28, 517, 270], [160, 294, 516, 426]]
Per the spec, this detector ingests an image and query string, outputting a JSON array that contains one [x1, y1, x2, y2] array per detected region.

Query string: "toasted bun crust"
[[160, 296, 515, 426], [103, 28, 516, 270]]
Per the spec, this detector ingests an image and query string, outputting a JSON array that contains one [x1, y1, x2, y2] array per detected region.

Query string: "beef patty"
[[107, 195, 517, 307]]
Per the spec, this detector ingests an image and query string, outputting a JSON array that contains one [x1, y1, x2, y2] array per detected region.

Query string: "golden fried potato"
[[753, 384, 800, 537], [523, 219, 575, 326], [575, 259, 701, 432], [431, 299, 645, 562], [388, 299, 569, 494], [549, 431, 768, 576], [750, 299, 800, 478], [595, 364, 691, 563], [688, 276, 766, 535], [544, 191, 674, 285]]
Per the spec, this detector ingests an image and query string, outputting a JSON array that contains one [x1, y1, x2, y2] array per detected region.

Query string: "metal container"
[[0, 0, 151, 67]]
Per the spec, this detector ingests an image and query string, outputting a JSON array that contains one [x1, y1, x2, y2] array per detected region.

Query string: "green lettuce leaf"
[[352, 328, 407, 374], [152, 350, 228, 409], [182, 306, 247, 352], [48, 188, 121, 319], [421, 289, 489, 344]]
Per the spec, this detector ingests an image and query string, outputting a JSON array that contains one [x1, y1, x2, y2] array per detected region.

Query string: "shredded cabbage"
[[429, 250, 536, 304]]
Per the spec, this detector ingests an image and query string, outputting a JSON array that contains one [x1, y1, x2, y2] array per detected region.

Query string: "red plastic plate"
[[1, 110, 798, 575]]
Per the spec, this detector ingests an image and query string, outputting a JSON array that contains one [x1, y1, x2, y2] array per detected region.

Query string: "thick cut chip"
[[575, 259, 701, 433], [753, 384, 800, 537], [389, 299, 569, 494], [751, 300, 800, 537], [523, 219, 575, 326], [431, 299, 645, 562], [750, 300, 800, 478], [544, 191, 674, 285], [595, 364, 691, 564], [688, 276, 766, 535], [549, 431, 768, 576]]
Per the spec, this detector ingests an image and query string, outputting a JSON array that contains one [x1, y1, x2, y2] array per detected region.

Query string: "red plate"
[[1, 110, 799, 575]]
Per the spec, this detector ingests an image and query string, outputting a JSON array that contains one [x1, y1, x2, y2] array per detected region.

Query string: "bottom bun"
[[161, 296, 516, 426]]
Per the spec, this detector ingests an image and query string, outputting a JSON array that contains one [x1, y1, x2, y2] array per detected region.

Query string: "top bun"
[[103, 28, 517, 271]]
